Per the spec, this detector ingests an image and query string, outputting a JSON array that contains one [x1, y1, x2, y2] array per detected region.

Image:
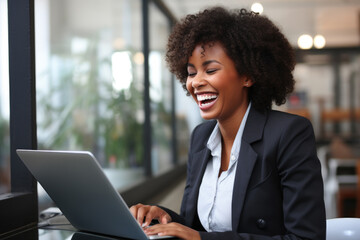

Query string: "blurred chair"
[[318, 145, 339, 218], [326, 218, 360, 239], [317, 145, 329, 182], [327, 158, 359, 217], [356, 161, 360, 218], [326, 137, 360, 217]]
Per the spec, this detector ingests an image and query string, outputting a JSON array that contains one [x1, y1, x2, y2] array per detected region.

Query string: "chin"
[[200, 112, 217, 120]]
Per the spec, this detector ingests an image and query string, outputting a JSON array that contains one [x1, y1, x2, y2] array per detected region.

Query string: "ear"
[[244, 77, 254, 87]]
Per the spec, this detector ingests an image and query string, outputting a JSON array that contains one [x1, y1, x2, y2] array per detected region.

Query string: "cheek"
[[185, 79, 192, 93], [185, 80, 197, 101]]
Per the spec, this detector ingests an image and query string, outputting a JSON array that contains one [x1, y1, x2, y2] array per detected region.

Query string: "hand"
[[144, 222, 201, 240], [129, 203, 171, 227]]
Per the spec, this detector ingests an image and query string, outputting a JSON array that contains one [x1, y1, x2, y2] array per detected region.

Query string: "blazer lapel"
[[185, 147, 212, 226], [231, 141, 257, 230], [231, 108, 267, 230]]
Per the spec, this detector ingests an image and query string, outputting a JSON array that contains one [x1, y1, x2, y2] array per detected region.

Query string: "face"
[[186, 42, 252, 122]]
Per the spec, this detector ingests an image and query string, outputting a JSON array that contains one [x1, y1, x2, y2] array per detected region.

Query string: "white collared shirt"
[[197, 102, 251, 232]]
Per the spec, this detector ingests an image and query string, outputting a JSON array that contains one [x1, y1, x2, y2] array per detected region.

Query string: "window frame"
[[0, 0, 38, 235]]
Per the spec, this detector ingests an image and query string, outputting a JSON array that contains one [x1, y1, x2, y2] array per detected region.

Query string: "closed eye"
[[188, 72, 196, 77], [206, 69, 218, 74]]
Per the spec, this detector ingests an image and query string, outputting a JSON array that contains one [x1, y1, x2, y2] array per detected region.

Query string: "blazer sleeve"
[[274, 116, 326, 239]]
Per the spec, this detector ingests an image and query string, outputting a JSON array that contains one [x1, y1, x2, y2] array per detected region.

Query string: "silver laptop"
[[17, 149, 174, 240]]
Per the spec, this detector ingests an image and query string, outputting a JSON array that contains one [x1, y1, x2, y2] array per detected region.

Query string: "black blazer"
[[163, 107, 326, 240]]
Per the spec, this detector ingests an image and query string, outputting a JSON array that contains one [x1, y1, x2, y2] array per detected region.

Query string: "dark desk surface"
[[5, 227, 138, 240], [4, 216, 178, 240]]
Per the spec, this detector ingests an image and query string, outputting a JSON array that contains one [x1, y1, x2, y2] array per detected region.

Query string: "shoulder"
[[264, 110, 317, 157], [265, 109, 313, 132], [244, 107, 313, 143], [267, 109, 309, 121]]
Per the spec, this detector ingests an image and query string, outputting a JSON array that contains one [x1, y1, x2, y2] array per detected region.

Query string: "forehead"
[[191, 42, 226, 58], [187, 42, 234, 67]]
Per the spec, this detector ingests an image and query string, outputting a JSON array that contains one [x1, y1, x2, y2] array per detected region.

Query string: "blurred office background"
[[1, 0, 360, 220]]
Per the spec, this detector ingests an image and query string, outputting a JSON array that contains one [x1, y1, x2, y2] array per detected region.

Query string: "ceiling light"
[[297, 34, 313, 49], [314, 35, 326, 49], [251, 3, 263, 14]]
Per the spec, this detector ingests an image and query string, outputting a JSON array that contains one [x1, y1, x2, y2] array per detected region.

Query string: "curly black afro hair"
[[166, 6, 295, 111]]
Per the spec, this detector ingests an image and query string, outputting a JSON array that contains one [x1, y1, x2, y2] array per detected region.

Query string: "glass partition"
[[0, 0, 10, 194], [149, 3, 173, 175], [35, 0, 145, 198]]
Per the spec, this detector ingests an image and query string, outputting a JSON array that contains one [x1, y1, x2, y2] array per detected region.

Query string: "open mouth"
[[197, 93, 218, 107]]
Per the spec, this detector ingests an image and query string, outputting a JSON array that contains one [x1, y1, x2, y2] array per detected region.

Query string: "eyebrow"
[[187, 60, 222, 68]]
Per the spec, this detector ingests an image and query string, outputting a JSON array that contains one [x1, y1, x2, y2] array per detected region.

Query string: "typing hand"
[[130, 203, 172, 227], [144, 222, 201, 240]]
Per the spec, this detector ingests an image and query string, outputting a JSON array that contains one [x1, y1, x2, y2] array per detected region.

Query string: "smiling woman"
[[130, 6, 326, 240]]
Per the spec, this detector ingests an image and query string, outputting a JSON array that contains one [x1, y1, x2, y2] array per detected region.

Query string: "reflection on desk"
[[2, 227, 72, 240], [5, 228, 147, 240], [5, 210, 179, 240], [5, 222, 179, 240]]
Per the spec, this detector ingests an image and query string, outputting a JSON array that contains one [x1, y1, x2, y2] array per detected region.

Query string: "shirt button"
[[256, 219, 267, 229], [230, 155, 236, 161]]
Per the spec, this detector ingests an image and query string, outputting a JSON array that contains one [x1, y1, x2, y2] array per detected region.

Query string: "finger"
[[159, 212, 171, 224], [129, 204, 141, 218], [135, 204, 148, 225], [145, 223, 199, 240], [130, 203, 149, 226], [144, 223, 176, 236], [143, 206, 160, 226]]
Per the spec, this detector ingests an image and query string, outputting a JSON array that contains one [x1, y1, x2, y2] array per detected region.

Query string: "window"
[[34, 0, 189, 210], [149, 3, 173, 175], [0, 0, 10, 195], [1, 0, 195, 234], [35, 0, 145, 201]]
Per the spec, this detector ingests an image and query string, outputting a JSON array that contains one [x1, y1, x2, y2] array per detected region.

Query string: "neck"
[[219, 119, 241, 148], [218, 102, 249, 146]]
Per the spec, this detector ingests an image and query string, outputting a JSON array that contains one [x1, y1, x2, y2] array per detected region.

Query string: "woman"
[[130, 6, 326, 240]]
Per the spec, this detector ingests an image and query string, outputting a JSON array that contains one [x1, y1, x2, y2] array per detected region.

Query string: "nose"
[[190, 73, 206, 89]]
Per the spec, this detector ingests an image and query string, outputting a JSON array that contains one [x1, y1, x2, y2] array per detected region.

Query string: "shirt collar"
[[231, 102, 251, 162], [206, 102, 252, 160]]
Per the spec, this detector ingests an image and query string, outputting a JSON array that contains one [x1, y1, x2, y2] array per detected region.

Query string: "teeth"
[[197, 94, 217, 102], [201, 101, 214, 107]]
